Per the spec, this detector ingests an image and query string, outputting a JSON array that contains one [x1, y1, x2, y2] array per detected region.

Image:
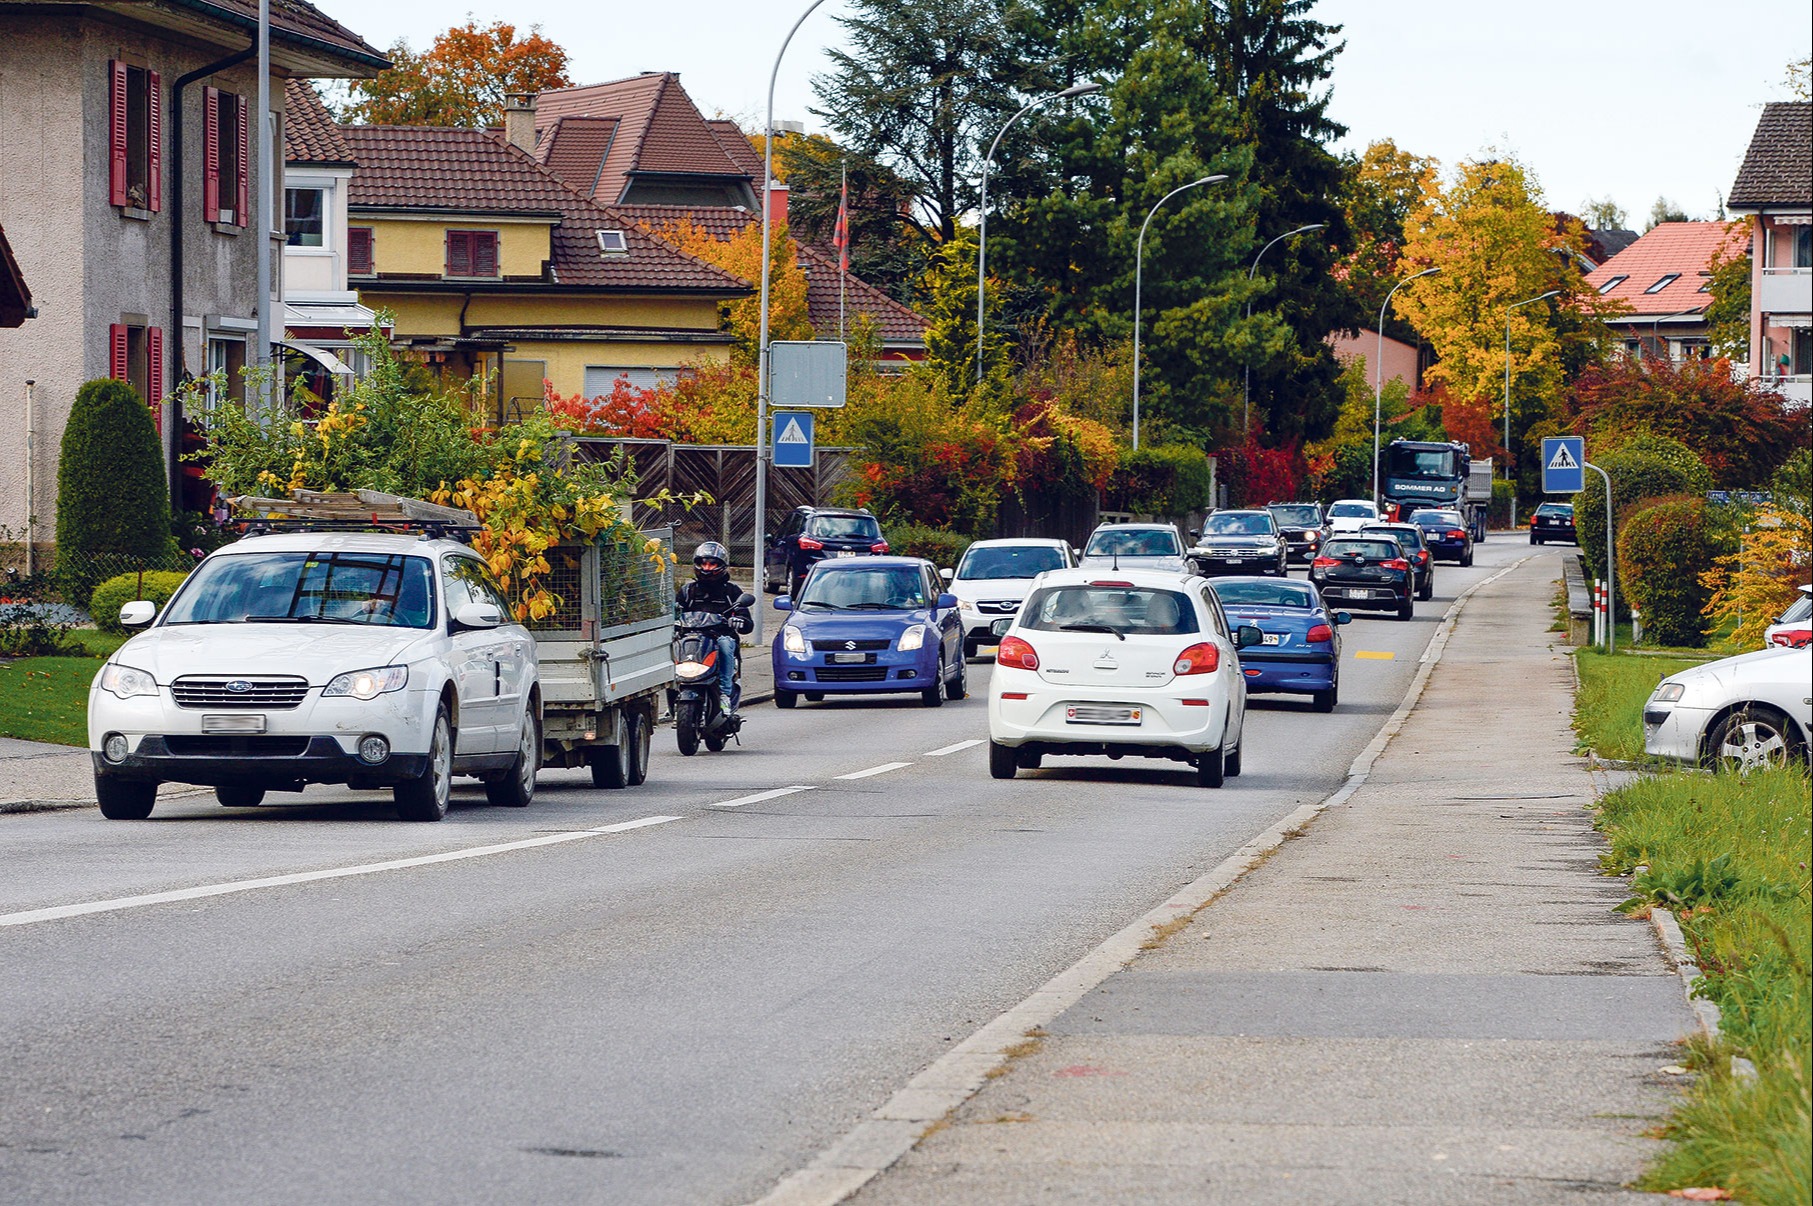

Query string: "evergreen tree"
[[772, 132, 927, 303], [56, 378, 173, 606]]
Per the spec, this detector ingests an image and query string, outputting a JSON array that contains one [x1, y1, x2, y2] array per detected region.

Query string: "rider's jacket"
[[675, 577, 753, 634]]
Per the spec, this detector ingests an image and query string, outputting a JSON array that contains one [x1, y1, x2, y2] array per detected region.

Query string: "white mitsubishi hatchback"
[[87, 530, 539, 822], [987, 568, 1260, 787]]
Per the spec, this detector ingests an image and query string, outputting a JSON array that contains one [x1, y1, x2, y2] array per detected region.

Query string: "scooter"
[[670, 595, 753, 755]]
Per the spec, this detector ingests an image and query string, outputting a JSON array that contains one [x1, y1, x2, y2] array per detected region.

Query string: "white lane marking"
[[923, 739, 982, 757], [711, 786, 817, 809], [834, 762, 912, 780], [0, 815, 684, 929]]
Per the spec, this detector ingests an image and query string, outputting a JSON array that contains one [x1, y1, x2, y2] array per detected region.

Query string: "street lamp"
[[1132, 174, 1228, 450], [975, 81, 1101, 383], [1503, 288, 1560, 528], [1648, 308, 1701, 362], [752, 0, 833, 644], [1372, 266, 1440, 507], [1242, 223, 1325, 439]]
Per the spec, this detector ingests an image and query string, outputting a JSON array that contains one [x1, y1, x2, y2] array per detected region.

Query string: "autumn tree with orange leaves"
[[345, 21, 572, 128], [645, 218, 814, 365]]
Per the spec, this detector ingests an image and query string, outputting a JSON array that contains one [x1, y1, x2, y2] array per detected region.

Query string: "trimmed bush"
[[1617, 496, 1723, 647], [884, 523, 974, 569], [1573, 432, 1712, 587], [89, 570, 191, 634], [56, 378, 173, 607]]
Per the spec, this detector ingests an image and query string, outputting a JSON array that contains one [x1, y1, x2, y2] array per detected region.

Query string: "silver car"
[[1643, 646, 1812, 771], [1078, 523, 1190, 574]]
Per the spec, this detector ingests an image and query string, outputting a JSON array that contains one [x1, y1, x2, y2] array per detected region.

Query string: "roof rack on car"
[[225, 489, 482, 542]]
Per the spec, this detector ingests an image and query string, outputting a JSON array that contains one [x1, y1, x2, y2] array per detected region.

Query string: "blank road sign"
[[770, 341, 847, 408], [1542, 436, 1585, 494], [773, 410, 815, 469]]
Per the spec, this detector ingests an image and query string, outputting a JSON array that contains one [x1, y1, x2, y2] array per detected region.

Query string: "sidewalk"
[[843, 555, 1696, 1204]]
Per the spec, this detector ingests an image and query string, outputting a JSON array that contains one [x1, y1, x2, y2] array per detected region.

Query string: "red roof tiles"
[[1584, 221, 1747, 319], [534, 73, 750, 204], [284, 80, 352, 164], [1729, 103, 1812, 209], [707, 120, 765, 179]]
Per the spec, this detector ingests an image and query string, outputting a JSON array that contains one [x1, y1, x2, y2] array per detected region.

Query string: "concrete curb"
[[746, 557, 1533, 1206]]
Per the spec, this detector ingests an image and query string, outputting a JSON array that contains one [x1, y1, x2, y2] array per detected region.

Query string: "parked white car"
[[1324, 499, 1380, 535], [1643, 645, 1812, 772], [1763, 584, 1811, 650], [987, 567, 1260, 787], [942, 538, 1074, 658], [88, 530, 540, 822], [1077, 523, 1190, 574]]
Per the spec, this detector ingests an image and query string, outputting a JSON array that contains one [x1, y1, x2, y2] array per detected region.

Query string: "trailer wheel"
[[589, 717, 633, 789], [627, 708, 651, 786]]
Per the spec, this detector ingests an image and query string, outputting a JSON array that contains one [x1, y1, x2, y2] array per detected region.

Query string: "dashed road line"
[[834, 762, 913, 780], [923, 739, 982, 757], [1354, 650, 1395, 660], [711, 786, 818, 809]]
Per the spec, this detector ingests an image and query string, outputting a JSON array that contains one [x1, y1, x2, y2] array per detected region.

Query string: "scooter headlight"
[[675, 652, 717, 681]]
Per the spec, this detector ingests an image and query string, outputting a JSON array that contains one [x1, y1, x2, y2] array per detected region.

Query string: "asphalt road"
[[0, 539, 1555, 1205]]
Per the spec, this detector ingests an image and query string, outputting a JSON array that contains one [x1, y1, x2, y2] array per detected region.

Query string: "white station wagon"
[[986, 567, 1261, 787], [87, 530, 540, 822]]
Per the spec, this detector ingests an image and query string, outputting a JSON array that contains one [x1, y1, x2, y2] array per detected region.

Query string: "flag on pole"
[[833, 167, 850, 273]]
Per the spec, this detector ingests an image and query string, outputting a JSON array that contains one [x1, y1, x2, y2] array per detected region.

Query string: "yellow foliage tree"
[[646, 217, 813, 365], [1700, 505, 1813, 649]]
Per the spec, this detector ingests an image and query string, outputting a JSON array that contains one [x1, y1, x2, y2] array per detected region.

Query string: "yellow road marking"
[[1354, 650, 1396, 660]]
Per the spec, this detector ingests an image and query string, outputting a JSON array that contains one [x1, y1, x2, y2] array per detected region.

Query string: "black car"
[[1530, 501, 1577, 545], [1188, 510, 1289, 576], [1360, 522, 1435, 601], [1266, 502, 1328, 564], [1310, 536, 1414, 620], [763, 507, 888, 598], [1407, 508, 1474, 566]]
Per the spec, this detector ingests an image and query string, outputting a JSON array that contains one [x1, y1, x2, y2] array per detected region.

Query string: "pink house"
[[1728, 102, 1811, 406]]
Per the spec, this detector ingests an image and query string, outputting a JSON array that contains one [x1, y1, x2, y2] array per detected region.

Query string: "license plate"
[[1260, 633, 1281, 645], [1345, 588, 1377, 598], [202, 713, 266, 734], [829, 651, 867, 664], [834, 550, 858, 557], [1224, 557, 1244, 565], [1066, 704, 1141, 725]]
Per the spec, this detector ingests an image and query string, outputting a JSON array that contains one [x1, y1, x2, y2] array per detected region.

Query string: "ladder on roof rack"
[[226, 489, 482, 539]]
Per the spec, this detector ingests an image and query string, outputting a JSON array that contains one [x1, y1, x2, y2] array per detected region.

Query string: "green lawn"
[[0, 631, 126, 747], [1572, 647, 1712, 761]]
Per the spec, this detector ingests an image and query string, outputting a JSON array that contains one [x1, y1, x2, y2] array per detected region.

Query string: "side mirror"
[[1234, 624, 1264, 649], [1334, 611, 1353, 625], [774, 597, 792, 611], [119, 600, 156, 627], [1189, 529, 1200, 540], [939, 567, 955, 581], [452, 601, 501, 630], [989, 616, 1015, 638], [936, 593, 958, 610], [735, 592, 755, 608]]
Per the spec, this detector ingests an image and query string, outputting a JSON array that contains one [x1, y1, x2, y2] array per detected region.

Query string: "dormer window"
[[1643, 273, 1680, 294], [445, 229, 499, 278], [1597, 275, 1627, 294], [596, 229, 628, 255]]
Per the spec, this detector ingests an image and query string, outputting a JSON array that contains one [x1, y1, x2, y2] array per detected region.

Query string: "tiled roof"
[[534, 73, 750, 205], [1729, 103, 1812, 208], [283, 80, 352, 164], [535, 116, 619, 197], [706, 119, 765, 179], [618, 204, 928, 346], [339, 125, 749, 293], [184, 0, 387, 69], [1584, 221, 1747, 319]]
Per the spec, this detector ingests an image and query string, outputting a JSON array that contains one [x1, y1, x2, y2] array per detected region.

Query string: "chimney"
[[767, 182, 790, 230], [504, 92, 537, 154]]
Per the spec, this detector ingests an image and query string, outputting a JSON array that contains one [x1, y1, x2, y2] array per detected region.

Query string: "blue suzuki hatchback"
[[1207, 576, 1350, 712], [771, 556, 966, 708]]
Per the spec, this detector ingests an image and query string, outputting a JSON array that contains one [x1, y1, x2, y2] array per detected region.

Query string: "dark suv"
[[1266, 502, 1328, 564], [764, 507, 889, 598]]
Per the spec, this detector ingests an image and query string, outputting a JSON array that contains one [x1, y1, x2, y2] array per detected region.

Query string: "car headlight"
[[98, 663, 158, 700], [782, 624, 807, 655], [897, 624, 928, 652], [959, 598, 976, 612], [1651, 682, 1685, 703], [322, 665, 409, 700]]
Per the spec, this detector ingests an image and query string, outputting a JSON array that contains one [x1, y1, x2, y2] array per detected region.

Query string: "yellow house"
[[320, 119, 746, 421]]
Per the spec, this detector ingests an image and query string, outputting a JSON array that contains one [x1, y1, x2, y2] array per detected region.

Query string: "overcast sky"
[[316, 0, 1809, 229]]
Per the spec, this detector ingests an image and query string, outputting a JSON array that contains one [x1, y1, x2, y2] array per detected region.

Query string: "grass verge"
[[0, 632, 122, 747], [1594, 765, 1811, 1203], [1572, 648, 1707, 761]]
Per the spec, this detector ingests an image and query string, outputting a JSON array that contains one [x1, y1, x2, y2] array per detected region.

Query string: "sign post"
[[772, 410, 815, 470]]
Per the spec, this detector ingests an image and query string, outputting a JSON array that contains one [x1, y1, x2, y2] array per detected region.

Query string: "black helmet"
[[692, 541, 731, 584]]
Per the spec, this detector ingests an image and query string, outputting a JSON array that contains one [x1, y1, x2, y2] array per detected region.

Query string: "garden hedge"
[[884, 523, 974, 569], [1572, 433, 1712, 589], [89, 571, 191, 634], [55, 378, 172, 606], [1617, 496, 1723, 647]]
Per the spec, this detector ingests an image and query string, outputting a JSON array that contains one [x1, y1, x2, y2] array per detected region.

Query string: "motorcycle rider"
[[675, 541, 752, 715]]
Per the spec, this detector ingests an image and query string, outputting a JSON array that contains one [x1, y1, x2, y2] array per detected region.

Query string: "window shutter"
[[109, 60, 129, 207], [347, 227, 373, 275], [203, 86, 220, 222], [475, 231, 498, 277], [446, 230, 471, 277], [147, 70, 162, 212], [109, 323, 129, 380], [234, 94, 249, 228], [146, 327, 164, 420]]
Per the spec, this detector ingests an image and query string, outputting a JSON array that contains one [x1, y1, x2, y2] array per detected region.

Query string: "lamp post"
[[752, 0, 832, 644], [1503, 288, 1560, 529], [1132, 174, 1227, 450], [1242, 223, 1324, 439], [975, 81, 1101, 383], [1372, 266, 1440, 507], [1648, 308, 1701, 363]]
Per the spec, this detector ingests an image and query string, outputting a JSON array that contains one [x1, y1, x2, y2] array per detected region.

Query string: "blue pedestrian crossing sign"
[[1541, 436, 1585, 495], [772, 410, 815, 469]]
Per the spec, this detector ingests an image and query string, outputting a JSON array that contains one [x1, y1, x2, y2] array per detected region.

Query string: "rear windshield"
[[1211, 580, 1316, 608], [1021, 584, 1199, 636], [796, 565, 927, 610], [1534, 503, 1574, 517], [1084, 528, 1180, 557], [956, 544, 1067, 581], [1410, 512, 1462, 527], [1201, 513, 1274, 536], [807, 514, 881, 540], [1327, 502, 1376, 518], [1268, 505, 1322, 526], [1777, 595, 1812, 625], [162, 551, 436, 628], [1323, 539, 1399, 560], [1362, 525, 1423, 548]]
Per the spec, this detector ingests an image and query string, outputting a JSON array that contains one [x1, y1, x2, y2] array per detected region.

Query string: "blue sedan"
[[1207, 576, 1350, 712], [771, 556, 967, 708]]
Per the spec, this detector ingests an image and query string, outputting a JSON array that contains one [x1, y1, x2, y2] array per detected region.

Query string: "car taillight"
[[997, 635, 1039, 670], [1173, 642, 1220, 675], [1447, 529, 1465, 539], [870, 541, 889, 553], [1311, 556, 1338, 568], [1383, 558, 1410, 571], [798, 536, 824, 550], [1306, 623, 1333, 642], [1417, 550, 1429, 563], [1090, 579, 1135, 587]]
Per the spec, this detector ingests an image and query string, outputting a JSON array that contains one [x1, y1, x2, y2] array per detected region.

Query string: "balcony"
[[1761, 374, 1812, 407], [1758, 267, 1813, 318]]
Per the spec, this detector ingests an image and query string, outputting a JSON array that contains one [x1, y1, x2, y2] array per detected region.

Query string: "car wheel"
[[948, 653, 968, 700], [922, 656, 946, 707], [1394, 593, 1414, 621], [774, 687, 798, 709], [787, 571, 805, 602], [216, 785, 265, 807], [805, 692, 824, 702], [1015, 748, 1043, 769], [590, 713, 634, 788], [395, 704, 453, 821], [1196, 741, 1225, 788], [988, 740, 1017, 780], [963, 636, 979, 660], [1708, 706, 1799, 773], [1529, 534, 1540, 545], [1312, 671, 1338, 713], [486, 708, 540, 807], [1224, 740, 1243, 777], [1417, 574, 1433, 601], [1462, 548, 1474, 567], [97, 777, 157, 820]]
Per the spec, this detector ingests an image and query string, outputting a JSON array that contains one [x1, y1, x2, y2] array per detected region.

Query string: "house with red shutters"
[[0, 1, 385, 549]]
